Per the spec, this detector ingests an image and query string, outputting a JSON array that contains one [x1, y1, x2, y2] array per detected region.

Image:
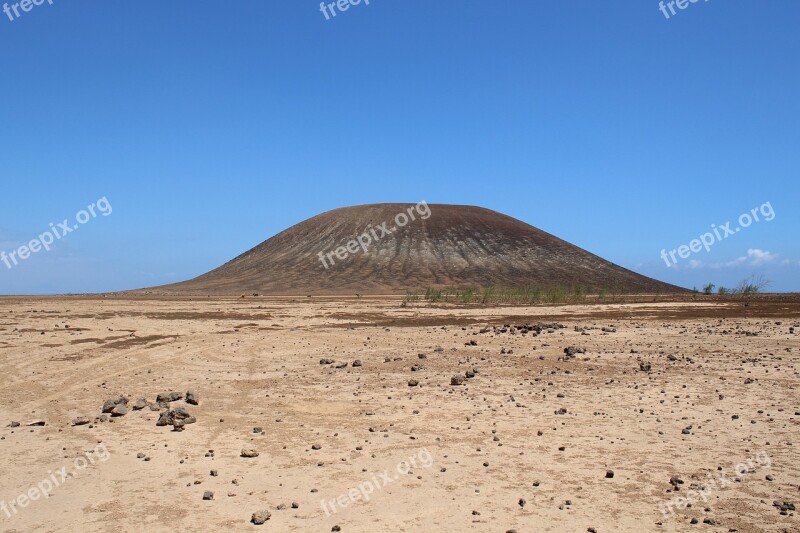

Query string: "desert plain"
[[0, 295, 798, 532]]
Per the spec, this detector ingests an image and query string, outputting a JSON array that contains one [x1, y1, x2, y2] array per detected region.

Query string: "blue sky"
[[0, 0, 798, 294]]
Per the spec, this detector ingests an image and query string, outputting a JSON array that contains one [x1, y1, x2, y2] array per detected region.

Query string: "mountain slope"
[[153, 203, 684, 295]]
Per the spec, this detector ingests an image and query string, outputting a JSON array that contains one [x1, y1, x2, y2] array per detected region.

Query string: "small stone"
[[563, 346, 585, 359], [156, 411, 172, 426], [203, 491, 214, 500], [241, 449, 259, 458], [186, 390, 200, 405], [251, 510, 271, 525]]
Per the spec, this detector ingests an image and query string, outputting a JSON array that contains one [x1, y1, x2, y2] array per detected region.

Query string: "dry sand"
[[0, 296, 798, 532]]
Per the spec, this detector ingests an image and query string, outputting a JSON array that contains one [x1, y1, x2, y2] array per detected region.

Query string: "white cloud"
[[745, 248, 778, 266], [691, 249, 780, 270]]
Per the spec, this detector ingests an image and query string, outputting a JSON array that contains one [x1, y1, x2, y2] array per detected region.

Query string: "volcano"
[[155, 203, 683, 295]]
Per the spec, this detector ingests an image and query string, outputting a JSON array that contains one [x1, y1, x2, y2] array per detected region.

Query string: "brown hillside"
[[152, 203, 684, 295]]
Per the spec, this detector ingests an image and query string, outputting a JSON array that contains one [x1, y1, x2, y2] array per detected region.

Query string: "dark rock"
[[102, 397, 128, 413], [157, 408, 196, 427], [563, 346, 586, 359], [251, 510, 271, 524], [186, 390, 200, 405], [156, 391, 183, 403]]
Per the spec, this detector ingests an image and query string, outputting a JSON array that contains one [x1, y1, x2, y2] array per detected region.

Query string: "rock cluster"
[[157, 407, 197, 431], [102, 397, 129, 417]]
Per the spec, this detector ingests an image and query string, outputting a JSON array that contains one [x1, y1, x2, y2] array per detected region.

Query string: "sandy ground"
[[0, 296, 798, 533]]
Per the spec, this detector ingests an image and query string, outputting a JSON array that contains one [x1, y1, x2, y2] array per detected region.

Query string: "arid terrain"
[[1, 296, 798, 532]]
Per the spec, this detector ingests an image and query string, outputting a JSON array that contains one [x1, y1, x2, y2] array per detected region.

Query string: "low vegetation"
[[706, 275, 771, 296]]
